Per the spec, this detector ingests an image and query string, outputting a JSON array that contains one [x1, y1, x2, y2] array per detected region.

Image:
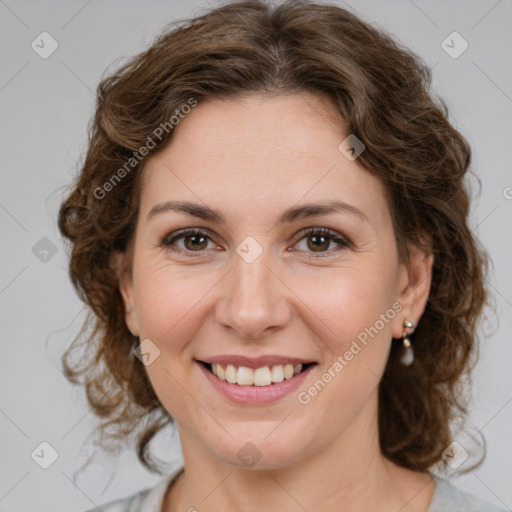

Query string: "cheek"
[[132, 268, 205, 426], [133, 264, 208, 342], [298, 271, 397, 414], [303, 264, 397, 349]]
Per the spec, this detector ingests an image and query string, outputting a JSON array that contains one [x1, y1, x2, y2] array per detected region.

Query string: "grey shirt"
[[82, 466, 508, 511]]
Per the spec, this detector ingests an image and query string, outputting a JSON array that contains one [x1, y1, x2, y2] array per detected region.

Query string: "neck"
[[163, 393, 435, 512]]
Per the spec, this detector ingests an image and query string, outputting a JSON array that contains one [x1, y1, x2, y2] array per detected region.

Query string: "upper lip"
[[198, 355, 316, 369]]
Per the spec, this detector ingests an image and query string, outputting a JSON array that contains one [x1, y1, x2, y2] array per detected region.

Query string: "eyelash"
[[159, 227, 351, 259]]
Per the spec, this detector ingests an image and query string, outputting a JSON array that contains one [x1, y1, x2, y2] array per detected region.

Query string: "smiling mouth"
[[198, 361, 317, 387]]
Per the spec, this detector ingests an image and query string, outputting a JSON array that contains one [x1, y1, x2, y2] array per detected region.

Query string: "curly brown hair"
[[58, 0, 494, 476]]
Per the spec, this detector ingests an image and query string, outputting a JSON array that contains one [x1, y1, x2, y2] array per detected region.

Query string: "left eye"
[[161, 227, 350, 257], [293, 227, 350, 256]]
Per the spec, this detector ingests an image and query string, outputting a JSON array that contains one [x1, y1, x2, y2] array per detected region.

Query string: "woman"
[[58, 1, 505, 510]]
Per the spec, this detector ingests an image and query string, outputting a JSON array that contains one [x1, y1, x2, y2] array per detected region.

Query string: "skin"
[[114, 92, 435, 511]]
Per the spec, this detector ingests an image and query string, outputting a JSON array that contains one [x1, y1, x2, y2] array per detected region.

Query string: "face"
[[117, 93, 432, 470]]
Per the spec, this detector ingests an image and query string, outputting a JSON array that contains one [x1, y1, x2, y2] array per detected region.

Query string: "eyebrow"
[[146, 199, 369, 225]]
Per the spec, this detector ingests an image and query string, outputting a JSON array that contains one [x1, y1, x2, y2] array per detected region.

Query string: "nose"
[[215, 247, 291, 340]]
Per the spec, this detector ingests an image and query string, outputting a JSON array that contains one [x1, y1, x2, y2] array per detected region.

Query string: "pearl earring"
[[400, 319, 415, 366]]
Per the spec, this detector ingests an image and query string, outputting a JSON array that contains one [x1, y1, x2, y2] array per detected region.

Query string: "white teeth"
[[284, 364, 295, 379], [271, 364, 284, 383], [254, 367, 272, 386], [210, 362, 308, 386], [225, 364, 237, 384], [237, 366, 254, 386]]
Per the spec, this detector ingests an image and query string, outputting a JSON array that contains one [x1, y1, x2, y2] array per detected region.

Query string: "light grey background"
[[1, 1, 511, 511]]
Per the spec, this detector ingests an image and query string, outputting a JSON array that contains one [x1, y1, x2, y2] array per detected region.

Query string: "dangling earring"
[[400, 319, 415, 366]]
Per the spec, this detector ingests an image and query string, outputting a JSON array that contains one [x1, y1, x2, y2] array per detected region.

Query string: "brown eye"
[[160, 227, 350, 258], [293, 227, 350, 257], [161, 229, 213, 254], [182, 233, 209, 251], [306, 233, 331, 252]]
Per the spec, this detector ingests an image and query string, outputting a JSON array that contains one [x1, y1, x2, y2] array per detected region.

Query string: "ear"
[[110, 249, 140, 337], [392, 234, 434, 339]]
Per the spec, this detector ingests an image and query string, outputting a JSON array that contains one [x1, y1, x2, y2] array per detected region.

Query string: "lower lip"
[[197, 361, 316, 405]]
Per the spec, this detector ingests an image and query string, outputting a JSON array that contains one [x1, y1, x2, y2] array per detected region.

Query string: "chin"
[[207, 428, 311, 471]]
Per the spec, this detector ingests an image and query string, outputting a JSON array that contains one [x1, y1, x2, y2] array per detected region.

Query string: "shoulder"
[[429, 477, 508, 512], [79, 466, 184, 512]]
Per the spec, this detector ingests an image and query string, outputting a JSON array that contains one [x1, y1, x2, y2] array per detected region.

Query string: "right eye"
[[160, 228, 217, 256]]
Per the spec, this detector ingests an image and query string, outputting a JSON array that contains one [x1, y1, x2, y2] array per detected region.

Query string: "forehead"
[[139, 93, 389, 227]]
